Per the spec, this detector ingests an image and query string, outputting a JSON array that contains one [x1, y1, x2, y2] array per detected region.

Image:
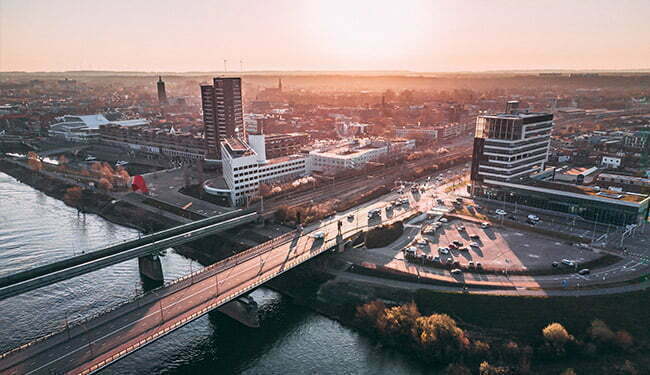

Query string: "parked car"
[[439, 217, 448, 223], [552, 261, 560, 268], [438, 247, 450, 254], [476, 262, 483, 270], [311, 232, 325, 240], [452, 240, 464, 247], [527, 214, 540, 222], [562, 259, 576, 267], [469, 234, 480, 240], [469, 242, 480, 248], [347, 214, 355, 220], [480, 222, 490, 229], [468, 261, 475, 268], [451, 268, 462, 275], [457, 225, 465, 231], [578, 268, 590, 275]]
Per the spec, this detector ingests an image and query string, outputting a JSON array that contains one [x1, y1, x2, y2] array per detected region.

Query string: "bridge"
[[0, 198, 413, 375], [0, 210, 258, 300]]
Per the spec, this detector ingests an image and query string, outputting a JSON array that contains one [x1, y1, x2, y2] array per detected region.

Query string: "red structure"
[[131, 175, 149, 193]]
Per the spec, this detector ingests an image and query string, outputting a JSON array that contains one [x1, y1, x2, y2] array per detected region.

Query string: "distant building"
[[601, 155, 622, 169], [395, 127, 438, 140], [157, 76, 167, 105], [99, 124, 205, 160], [49, 114, 149, 143], [201, 77, 243, 160]]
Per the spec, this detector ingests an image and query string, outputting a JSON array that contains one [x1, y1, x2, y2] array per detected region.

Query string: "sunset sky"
[[1, 0, 649, 72]]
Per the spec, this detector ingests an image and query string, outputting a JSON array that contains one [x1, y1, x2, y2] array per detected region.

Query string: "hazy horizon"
[[2, 0, 649, 73]]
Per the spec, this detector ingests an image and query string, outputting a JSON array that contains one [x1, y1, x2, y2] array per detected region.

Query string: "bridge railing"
[[1, 197, 422, 361]]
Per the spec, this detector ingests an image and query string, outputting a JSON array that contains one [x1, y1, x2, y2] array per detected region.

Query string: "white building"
[[205, 134, 309, 206], [470, 101, 554, 184], [49, 114, 149, 143], [601, 155, 622, 169]]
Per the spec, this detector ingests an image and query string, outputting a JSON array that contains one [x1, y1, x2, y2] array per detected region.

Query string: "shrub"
[[614, 330, 634, 351], [542, 323, 574, 356], [411, 313, 470, 362], [479, 361, 510, 375], [376, 301, 420, 341], [470, 339, 491, 360], [355, 300, 386, 328], [588, 319, 615, 344]]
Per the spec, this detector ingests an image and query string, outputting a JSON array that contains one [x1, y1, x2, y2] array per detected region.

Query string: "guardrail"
[[0, 213, 258, 301], [0, 209, 253, 289]]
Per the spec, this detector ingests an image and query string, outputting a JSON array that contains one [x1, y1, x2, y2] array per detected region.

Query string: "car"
[[452, 260, 461, 267], [451, 268, 462, 275], [347, 214, 355, 220], [457, 225, 465, 231], [452, 240, 464, 247], [495, 209, 507, 216], [476, 262, 483, 269], [438, 247, 450, 254], [416, 239, 428, 247], [578, 268, 590, 275], [508, 215, 516, 220], [527, 214, 540, 222], [469, 234, 480, 240], [561, 259, 576, 267], [439, 217, 448, 223], [469, 242, 480, 248], [552, 261, 560, 268], [468, 261, 475, 268], [386, 206, 393, 212], [458, 247, 469, 251], [311, 232, 325, 240], [446, 258, 454, 265], [448, 243, 457, 249], [437, 199, 445, 204], [433, 256, 440, 263], [404, 246, 417, 256]]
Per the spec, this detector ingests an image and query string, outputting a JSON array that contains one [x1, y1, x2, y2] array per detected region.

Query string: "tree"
[[542, 323, 574, 356], [411, 313, 469, 361], [376, 302, 420, 340], [355, 300, 386, 327], [27, 151, 43, 171]]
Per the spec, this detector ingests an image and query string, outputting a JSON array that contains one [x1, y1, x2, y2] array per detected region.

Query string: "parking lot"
[[411, 218, 603, 272]]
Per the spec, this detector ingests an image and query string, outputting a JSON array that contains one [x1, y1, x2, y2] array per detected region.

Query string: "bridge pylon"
[[138, 254, 164, 282]]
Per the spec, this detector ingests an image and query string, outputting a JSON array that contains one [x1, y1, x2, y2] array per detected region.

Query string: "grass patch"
[[365, 221, 404, 248]]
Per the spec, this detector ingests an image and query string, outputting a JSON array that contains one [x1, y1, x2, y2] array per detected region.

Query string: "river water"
[[0, 172, 435, 374]]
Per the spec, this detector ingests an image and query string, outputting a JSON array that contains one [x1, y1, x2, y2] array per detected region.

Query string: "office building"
[[470, 101, 554, 184], [157, 76, 167, 105], [201, 77, 243, 160]]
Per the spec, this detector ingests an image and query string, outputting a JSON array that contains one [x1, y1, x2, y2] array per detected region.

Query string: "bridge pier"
[[138, 254, 164, 282], [217, 294, 260, 328]]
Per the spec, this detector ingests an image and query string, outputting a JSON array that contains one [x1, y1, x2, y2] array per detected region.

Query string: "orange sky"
[[1, 0, 649, 72]]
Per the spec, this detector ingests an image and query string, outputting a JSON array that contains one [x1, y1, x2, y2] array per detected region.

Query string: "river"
[[0, 172, 435, 374]]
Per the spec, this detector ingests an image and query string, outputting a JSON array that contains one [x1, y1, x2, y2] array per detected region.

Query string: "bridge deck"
[[1, 193, 417, 375]]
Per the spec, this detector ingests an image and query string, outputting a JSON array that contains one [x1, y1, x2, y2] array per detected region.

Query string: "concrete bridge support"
[[217, 295, 260, 328], [138, 254, 164, 282]]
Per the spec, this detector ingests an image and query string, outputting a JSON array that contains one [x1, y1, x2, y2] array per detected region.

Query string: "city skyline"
[[2, 0, 650, 73]]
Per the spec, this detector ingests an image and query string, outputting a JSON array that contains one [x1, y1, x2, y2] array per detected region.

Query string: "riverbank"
[[0, 159, 252, 263]]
